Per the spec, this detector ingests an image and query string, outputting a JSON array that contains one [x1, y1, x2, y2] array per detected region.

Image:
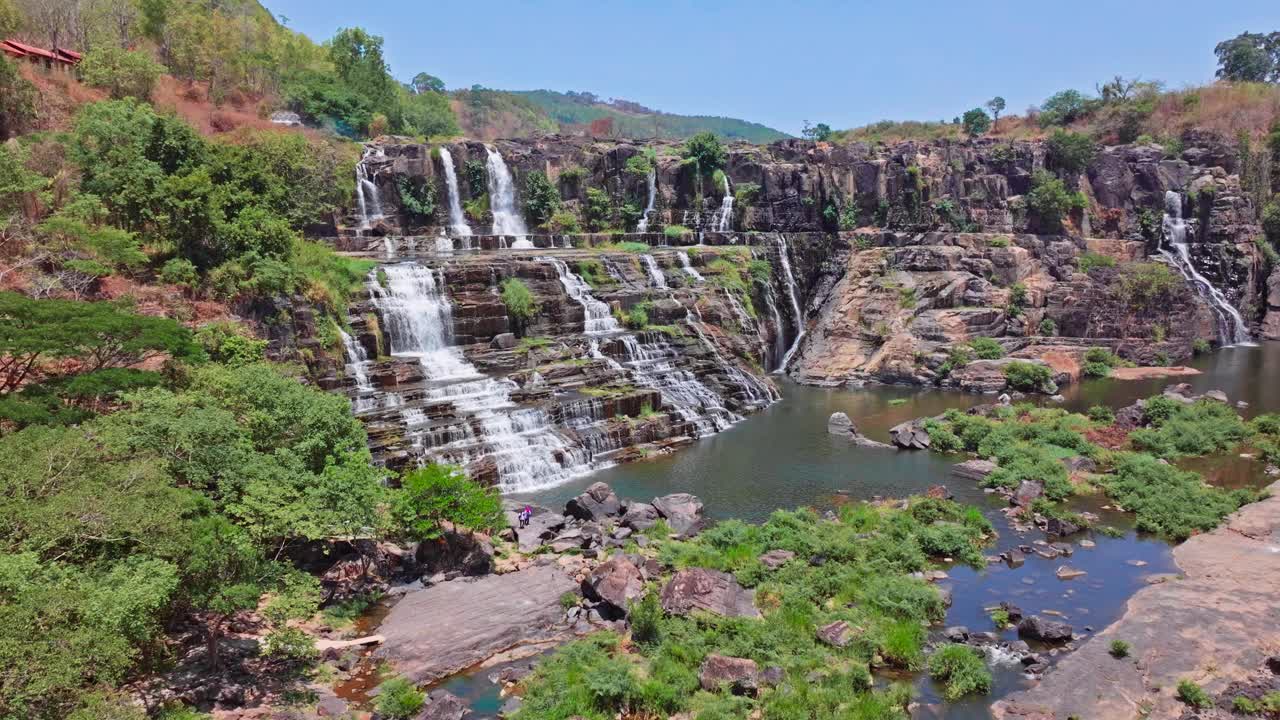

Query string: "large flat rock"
[[377, 563, 575, 684], [994, 481, 1280, 720]]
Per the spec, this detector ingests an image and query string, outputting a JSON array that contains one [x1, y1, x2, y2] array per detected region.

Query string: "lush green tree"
[[410, 72, 445, 94], [78, 46, 165, 100], [802, 121, 832, 141], [1263, 201, 1280, 246], [683, 131, 727, 173], [583, 186, 612, 231], [327, 27, 400, 131], [1045, 129, 1096, 174], [1038, 89, 1095, 127], [500, 278, 537, 336], [1025, 170, 1086, 233], [283, 69, 375, 136], [179, 515, 267, 668], [399, 85, 459, 138], [209, 131, 354, 231], [985, 96, 1006, 124], [0, 0, 20, 37], [0, 57, 36, 141], [390, 464, 504, 540], [1214, 32, 1280, 83], [0, 292, 198, 394], [961, 108, 991, 137], [523, 171, 561, 227]]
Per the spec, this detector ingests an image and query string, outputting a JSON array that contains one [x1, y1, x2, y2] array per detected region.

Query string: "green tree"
[[583, 186, 612, 231], [78, 46, 165, 100], [1026, 170, 1086, 233], [410, 72, 445, 94], [802, 121, 832, 141], [179, 515, 267, 669], [0, 0, 20, 37], [1045, 129, 1096, 174], [523, 171, 560, 227], [1263, 201, 1280, 246], [390, 464, 504, 541], [683, 131, 726, 172], [1214, 32, 1280, 83], [500, 277, 537, 336], [0, 57, 36, 141], [327, 27, 399, 132], [985, 96, 1006, 124], [962, 108, 991, 137], [1039, 89, 1094, 126]]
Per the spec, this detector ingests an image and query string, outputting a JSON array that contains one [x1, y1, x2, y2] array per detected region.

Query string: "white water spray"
[[438, 147, 472, 237], [715, 173, 734, 232], [1158, 191, 1251, 346], [545, 258, 620, 335], [774, 235, 807, 372], [355, 145, 385, 228], [640, 254, 667, 289], [636, 168, 657, 233], [677, 251, 704, 282], [484, 146, 529, 240]]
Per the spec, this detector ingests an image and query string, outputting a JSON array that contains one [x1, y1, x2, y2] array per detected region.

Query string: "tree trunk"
[[206, 616, 223, 670]]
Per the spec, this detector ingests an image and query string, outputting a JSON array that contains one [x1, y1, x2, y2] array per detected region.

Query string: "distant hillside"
[[454, 88, 790, 143]]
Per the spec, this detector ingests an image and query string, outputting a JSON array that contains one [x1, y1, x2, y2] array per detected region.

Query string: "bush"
[[1083, 347, 1128, 378], [1039, 89, 1096, 127], [682, 132, 726, 172], [1077, 252, 1117, 273], [1263, 202, 1280, 246], [79, 46, 164, 101], [523, 171, 561, 227], [623, 302, 650, 329], [663, 224, 690, 240], [1088, 405, 1116, 424], [160, 257, 199, 289], [1109, 640, 1130, 658], [628, 592, 662, 646], [1026, 170, 1086, 233], [1003, 361, 1055, 393], [546, 210, 580, 233], [962, 108, 991, 137], [1045, 129, 1096, 174], [500, 278, 537, 335], [1101, 452, 1256, 540], [968, 337, 1005, 360], [376, 677, 425, 719], [1116, 263, 1179, 309], [390, 464, 504, 540], [1038, 317, 1058, 336], [1176, 679, 1212, 709], [928, 645, 992, 700], [1192, 338, 1212, 355], [1129, 399, 1248, 459]]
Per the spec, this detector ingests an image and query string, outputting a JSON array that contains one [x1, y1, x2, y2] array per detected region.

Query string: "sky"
[[261, 0, 1277, 136]]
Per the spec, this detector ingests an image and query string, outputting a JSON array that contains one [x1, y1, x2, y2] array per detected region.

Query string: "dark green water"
[[490, 344, 1280, 717]]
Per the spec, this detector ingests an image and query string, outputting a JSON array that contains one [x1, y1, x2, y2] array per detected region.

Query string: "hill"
[[511, 89, 791, 142]]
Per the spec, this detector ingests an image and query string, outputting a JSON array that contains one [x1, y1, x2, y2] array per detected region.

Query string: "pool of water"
[[442, 344, 1280, 718]]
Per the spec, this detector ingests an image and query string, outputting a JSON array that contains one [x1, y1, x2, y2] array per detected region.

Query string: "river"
[[439, 344, 1280, 718]]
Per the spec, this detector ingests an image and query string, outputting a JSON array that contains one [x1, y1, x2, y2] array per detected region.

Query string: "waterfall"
[[613, 335, 739, 436], [715, 174, 734, 232], [684, 307, 777, 407], [1158, 191, 1252, 346], [640, 254, 667, 289], [340, 329, 380, 413], [636, 168, 657, 233], [355, 145, 385, 228], [484, 146, 529, 240], [438, 147, 472, 237], [775, 236, 808, 372], [545, 258, 620, 334], [677, 251, 704, 282], [367, 263, 602, 492]]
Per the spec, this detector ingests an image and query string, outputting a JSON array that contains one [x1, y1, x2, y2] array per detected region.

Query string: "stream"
[[368, 343, 1280, 718]]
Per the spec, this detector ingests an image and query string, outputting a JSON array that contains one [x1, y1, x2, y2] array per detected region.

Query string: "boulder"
[[582, 556, 645, 616], [565, 482, 623, 521], [316, 696, 348, 717], [698, 654, 759, 695], [816, 620, 857, 647], [416, 524, 494, 577], [758, 549, 796, 570], [490, 333, 518, 350], [418, 690, 470, 720], [827, 412, 855, 435], [660, 568, 760, 618], [944, 626, 970, 642], [1044, 516, 1082, 536], [952, 459, 997, 482], [1013, 480, 1043, 507], [889, 421, 931, 449], [620, 502, 660, 531], [1017, 615, 1074, 643], [652, 493, 706, 536], [1055, 566, 1087, 580]]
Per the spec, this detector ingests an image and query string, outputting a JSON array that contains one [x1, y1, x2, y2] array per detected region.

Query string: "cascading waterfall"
[[367, 263, 600, 492], [684, 307, 777, 407], [355, 145, 385, 228], [1158, 190, 1252, 346], [484, 146, 530, 242], [640, 254, 667, 289], [613, 335, 739, 436], [715, 174, 734, 232], [636, 168, 657, 233], [774, 235, 808, 372], [546, 258, 620, 334], [340, 329, 381, 413], [677, 251, 704, 282], [438, 147, 473, 237]]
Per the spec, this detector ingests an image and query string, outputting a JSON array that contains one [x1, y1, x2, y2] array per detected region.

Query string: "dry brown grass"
[[1142, 82, 1280, 140]]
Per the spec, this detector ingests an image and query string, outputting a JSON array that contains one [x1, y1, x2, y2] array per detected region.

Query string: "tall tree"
[[985, 97, 1005, 124], [1214, 32, 1280, 83]]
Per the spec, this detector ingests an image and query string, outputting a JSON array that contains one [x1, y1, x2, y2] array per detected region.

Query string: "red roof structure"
[[2, 39, 58, 61], [1, 39, 80, 70], [53, 47, 82, 63]]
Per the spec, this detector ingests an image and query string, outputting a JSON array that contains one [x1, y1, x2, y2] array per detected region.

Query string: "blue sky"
[[262, 0, 1276, 136]]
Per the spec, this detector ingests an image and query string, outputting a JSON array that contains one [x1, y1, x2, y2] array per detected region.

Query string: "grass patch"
[[927, 645, 992, 701]]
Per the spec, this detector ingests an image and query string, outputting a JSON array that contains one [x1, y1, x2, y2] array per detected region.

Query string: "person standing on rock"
[[518, 505, 532, 529]]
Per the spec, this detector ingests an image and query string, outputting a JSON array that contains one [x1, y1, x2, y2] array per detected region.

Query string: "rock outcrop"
[[660, 568, 760, 618]]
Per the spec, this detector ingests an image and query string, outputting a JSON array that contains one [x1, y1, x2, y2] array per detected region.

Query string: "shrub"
[[546, 210, 580, 233], [1038, 317, 1058, 336], [1192, 338, 1212, 355], [1088, 405, 1116, 424], [1039, 89, 1096, 127], [986, 235, 1011, 247], [1263, 201, 1280, 246], [1108, 640, 1130, 658], [1176, 679, 1212, 709], [962, 108, 992, 137], [663, 224, 690, 240], [1129, 399, 1248, 459], [990, 609, 1011, 629], [160, 257, 199, 289], [79, 46, 164, 101], [1234, 696, 1261, 714], [1003, 361, 1055, 393], [1083, 347, 1128, 378], [682, 132, 726, 172], [500, 278, 537, 335], [623, 302, 650, 329], [628, 592, 662, 646], [928, 645, 992, 700], [376, 677, 426, 719], [1101, 452, 1256, 540], [1077, 252, 1116, 273], [968, 337, 1005, 360], [1045, 129, 1096, 174], [523, 171, 561, 226], [1026, 170, 1086, 233], [1116, 263, 1179, 309]]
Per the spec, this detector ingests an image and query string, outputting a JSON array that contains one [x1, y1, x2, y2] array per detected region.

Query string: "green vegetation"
[[1082, 347, 1130, 378], [513, 89, 790, 143], [623, 302, 652, 330], [683, 132, 727, 173], [1088, 405, 1116, 423], [968, 337, 1005, 360], [989, 608, 1011, 629], [664, 224, 692, 240], [1115, 262, 1180, 310], [1128, 398, 1249, 459], [390, 463, 504, 541], [524, 171, 562, 227], [1002, 361, 1056, 393], [1077, 252, 1117, 273], [501, 278, 538, 336], [516, 501, 993, 719], [928, 645, 992, 700], [1176, 679, 1213, 709], [79, 46, 165, 100], [1045, 130, 1097, 174], [1108, 640, 1130, 658], [575, 260, 613, 289], [1026, 170, 1087, 233], [376, 676, 427, 719], [961, 108, 991, 137]]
